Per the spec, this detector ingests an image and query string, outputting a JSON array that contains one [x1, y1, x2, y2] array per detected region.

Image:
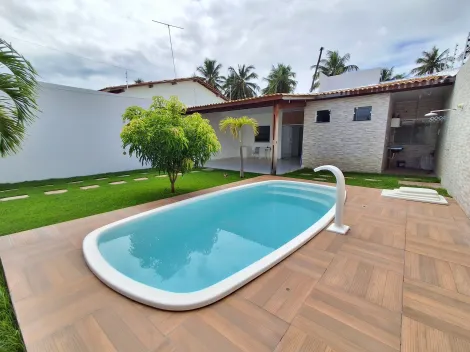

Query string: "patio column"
[[270, 103, 280, 175]]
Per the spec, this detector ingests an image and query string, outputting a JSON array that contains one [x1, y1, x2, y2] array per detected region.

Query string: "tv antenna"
[[152, 20, 184, 79]]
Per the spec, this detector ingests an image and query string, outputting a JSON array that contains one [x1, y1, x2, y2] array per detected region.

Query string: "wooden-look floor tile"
[[236, 264, 292, 307], [263, 270, 317, 322], [405, 252, 458, 292], [169, 315, 241, 352], [292, 283, 401, 352], [406, 215, 470, 246], [406, 236, 470, 267], [349, 220, 405, 249], [403, 278, 470, 342], [306, 230, 347, 253], [338, 237, 404, 274], [199, 296, 288, 351], [401, 316, 470, 352], [274, 325, 336, 352], [321, 252, 403, 312]]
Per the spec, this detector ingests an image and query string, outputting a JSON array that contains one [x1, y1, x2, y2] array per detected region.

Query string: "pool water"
[[97, 181, 335, 293]]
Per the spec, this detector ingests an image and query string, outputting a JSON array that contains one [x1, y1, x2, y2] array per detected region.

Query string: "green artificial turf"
[[0, 168, 258, 236], [0, 263, 25, 352], [284, 169, 450, 197]]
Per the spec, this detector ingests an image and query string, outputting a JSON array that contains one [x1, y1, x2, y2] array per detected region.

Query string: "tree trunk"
[[171, 181, 175, 193], [239, 145, 244, 178]]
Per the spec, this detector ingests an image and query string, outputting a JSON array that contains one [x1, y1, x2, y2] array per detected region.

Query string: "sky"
[[1, 0, 469, 93]]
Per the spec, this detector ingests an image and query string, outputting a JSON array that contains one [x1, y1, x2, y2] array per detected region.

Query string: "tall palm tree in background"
[[310, 50, 359, 92], [380, 67, 406, 82], [219, 116, 258, 178], [196, 58, 224, 91], [410, 46, 450, 76], [0, 38, 38, 157], [261, 64, 297, 95], [224, 65, 259, 100], [134, 78, 144, 83]]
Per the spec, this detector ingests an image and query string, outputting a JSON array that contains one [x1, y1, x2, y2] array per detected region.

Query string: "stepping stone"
[[45, 190, 68, 195], [140, 172, 148, 174], [38, 184, 54, 188], [117, 174, 129, 177], [134, 178, 148, 181], [95, 178, 108, 181], [110, 181, 126, 185], [155, 175, 167, 178], [345, 177, 355, 179], [365, 178, 381, 182], [300, 173, 312, 176], [80, 185, 99, 190], [191, 171, 201, 173], [4, 188, 19, 192], [203, 168, 214, 171], [399, 180, 442, 188], [68, 180, 83, 184], [1, 195, 29, 202]]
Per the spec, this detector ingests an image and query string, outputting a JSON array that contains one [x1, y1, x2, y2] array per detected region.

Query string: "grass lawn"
[[283, 168, 449, 197], [0, 168, 258, 236], [0, 264, 24, 352]]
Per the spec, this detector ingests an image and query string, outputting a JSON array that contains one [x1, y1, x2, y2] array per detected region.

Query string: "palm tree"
[[380, 67, 406, 82], [224, 65, 260, 100], [310, 50, 359, 91], [134, 78, 144, 83], [219, 116, 258, 178], [0, 38, 38, 157], [410, 46, 450, 76], [261, 64, 297, 95], [196, 58, 224, 91]]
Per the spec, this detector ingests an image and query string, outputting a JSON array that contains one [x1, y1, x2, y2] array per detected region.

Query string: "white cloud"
[[0, 0, 469, 92]]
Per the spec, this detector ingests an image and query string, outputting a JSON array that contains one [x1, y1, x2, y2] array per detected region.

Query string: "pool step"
[[381, 187, 447, 205], [267, 184, 335, 198], [267, 190, 334, 208]]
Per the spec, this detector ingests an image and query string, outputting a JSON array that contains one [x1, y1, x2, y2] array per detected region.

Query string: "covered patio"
[[188, 95, 310, 175]]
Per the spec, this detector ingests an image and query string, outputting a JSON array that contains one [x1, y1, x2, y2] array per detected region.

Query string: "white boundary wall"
[[0, 82, 152, 183]]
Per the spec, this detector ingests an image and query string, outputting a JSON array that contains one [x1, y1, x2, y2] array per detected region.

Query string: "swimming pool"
[[83, 180, 337, 310]]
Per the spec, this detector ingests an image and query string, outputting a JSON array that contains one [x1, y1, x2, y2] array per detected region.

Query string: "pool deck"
[[1, 175, 470, 352]]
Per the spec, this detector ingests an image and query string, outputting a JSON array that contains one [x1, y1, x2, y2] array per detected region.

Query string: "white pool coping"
[[83, 180, 340, 311]]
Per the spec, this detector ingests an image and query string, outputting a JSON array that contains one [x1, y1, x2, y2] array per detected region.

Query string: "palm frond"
[[0, 38, 38, 156]]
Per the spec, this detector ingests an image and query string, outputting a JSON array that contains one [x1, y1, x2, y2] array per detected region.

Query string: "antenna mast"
[[152, 20, 184, 79]]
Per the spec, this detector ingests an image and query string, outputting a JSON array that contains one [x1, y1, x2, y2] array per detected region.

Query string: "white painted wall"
[[202, 107, 275, 160], [436, 62, 470, 216], [113, 81, 225, 107], [318, 68, 381, 93], [0, 82, 153, 183]]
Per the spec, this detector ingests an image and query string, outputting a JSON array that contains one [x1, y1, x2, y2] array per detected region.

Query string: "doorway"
[[281, 125, 303, 158]]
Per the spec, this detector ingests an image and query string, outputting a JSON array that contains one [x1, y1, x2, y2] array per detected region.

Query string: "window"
[[255, 126, 270, 142], [316, 110, 330, 123], [353, 106, 372, 121]]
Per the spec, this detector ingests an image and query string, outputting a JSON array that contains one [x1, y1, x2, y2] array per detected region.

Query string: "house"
[[99, 77, 226, 107], [188, 62, 470, 215]]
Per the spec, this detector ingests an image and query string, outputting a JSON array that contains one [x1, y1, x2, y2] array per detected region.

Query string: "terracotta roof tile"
[[187, 73, 455, 112]]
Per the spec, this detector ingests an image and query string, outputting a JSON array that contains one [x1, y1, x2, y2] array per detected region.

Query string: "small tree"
[[121, 96, 221, 193], [219, 116, 258, 178]]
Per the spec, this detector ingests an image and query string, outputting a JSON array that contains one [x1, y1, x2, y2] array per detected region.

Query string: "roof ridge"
[[99, 77, 228, 100]]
